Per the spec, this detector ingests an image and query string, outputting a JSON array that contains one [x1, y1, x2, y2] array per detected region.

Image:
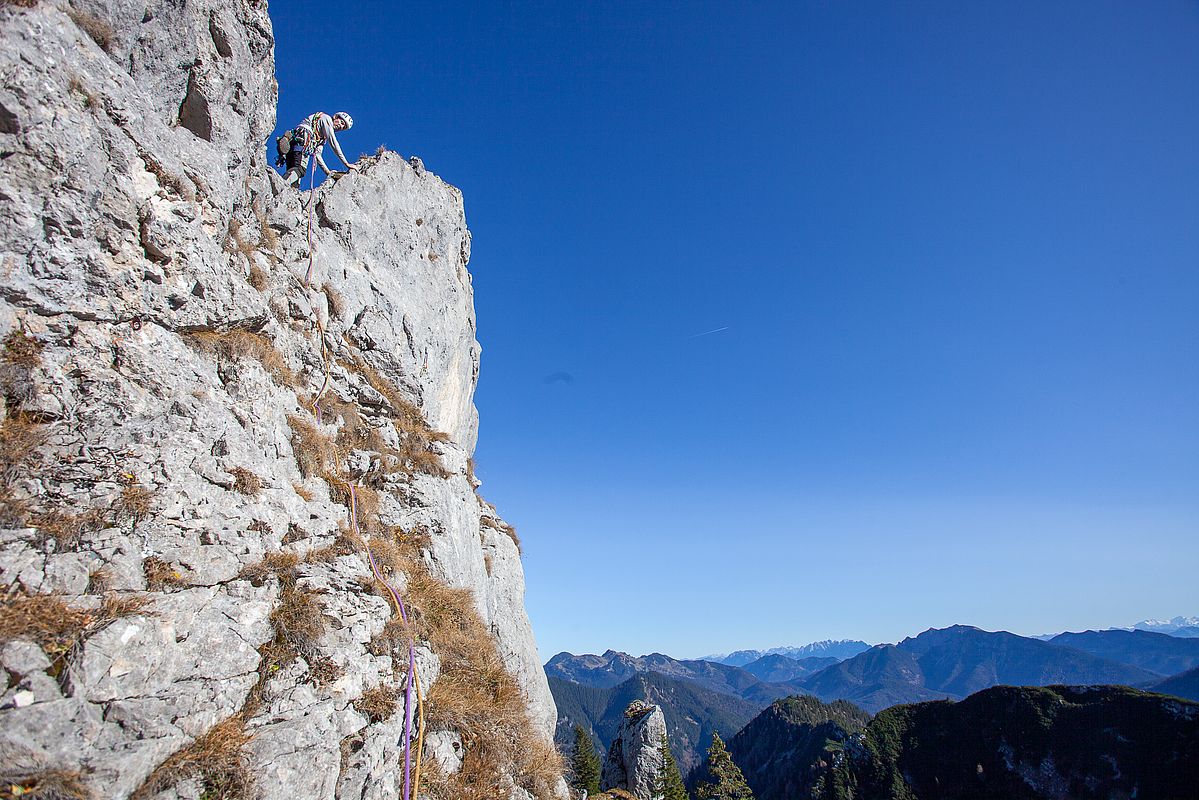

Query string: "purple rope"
[[350, 484, 416, 800]]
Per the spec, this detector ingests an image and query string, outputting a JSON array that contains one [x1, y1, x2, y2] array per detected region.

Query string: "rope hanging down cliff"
[[296, 162, 426, 800]]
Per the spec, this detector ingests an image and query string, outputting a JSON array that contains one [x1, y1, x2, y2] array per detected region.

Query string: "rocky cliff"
[[599, 701, 666, 800], [0, 1, 560, 798]]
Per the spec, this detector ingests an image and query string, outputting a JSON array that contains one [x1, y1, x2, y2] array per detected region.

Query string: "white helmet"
[[334, 112, 353, 129]]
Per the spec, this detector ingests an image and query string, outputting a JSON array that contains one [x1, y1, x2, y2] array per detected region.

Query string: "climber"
[[276, 111, 359, 186]]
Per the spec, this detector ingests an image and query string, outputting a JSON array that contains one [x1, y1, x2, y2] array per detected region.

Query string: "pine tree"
[[653, 732, 689, 800], [694, 732, 754, 800], [569, 724, 602, 795]]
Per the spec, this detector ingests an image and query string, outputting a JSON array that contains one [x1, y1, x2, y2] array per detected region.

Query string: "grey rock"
[[424, 729, 464, 775], [0, 0, 560, 797], [601, 702, 667, 800]]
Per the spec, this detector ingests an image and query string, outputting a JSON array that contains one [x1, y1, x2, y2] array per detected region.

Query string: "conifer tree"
[[654, 732, 689, 800], [694, 732, 754, 800], [569, 724, 602, 795]]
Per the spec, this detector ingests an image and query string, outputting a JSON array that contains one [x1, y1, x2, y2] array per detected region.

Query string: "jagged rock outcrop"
[[600, 701, 666, 800], [0, 1, 559, 798]]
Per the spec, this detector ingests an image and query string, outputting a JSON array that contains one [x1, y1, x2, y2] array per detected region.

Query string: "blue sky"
[[273, 1, 1199, 659]]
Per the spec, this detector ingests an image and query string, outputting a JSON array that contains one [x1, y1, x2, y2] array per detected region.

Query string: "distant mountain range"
[[1049, 628, 1199, 676], [712, 686, 1199, 800], [701, 639, 871, 666], [1131, 615, 1199, 636], [544, 650, 805, 705], [801, 625, 1162, 712], [549, 622, 1199, 777]]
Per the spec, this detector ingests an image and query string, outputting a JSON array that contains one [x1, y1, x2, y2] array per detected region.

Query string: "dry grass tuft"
[[0, 414, 45, 528], [130, 715, 253, 800], [255, 206, 279, 253], [113, 483, 152, 524], [86, 568, 111, 594], [291, 483, 314, 502], [67, 7, 115, 52], [286, 415, 337, 480], [185, 330, 298, 388], [137, 151, 193, 201], [353, 684, 398, 723], [0, 767, 90, 799], [306, 655, 343, 686], [247, 263, 270, 291], [0, 412, 45, 485], [0, 589, 150, 677], [2, 329, 43, 367], [29, 507, 106, 552], [238, 552, 299, 586], [143, 557, 186, 592], [227, 467, 262, 496]]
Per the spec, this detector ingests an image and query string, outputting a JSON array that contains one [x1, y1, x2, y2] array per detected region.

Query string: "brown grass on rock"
[[238, 551, 299, 587], [185, 330, 298, 388], [2, 328, 43, 367], [143, 557, 186, 592], [228, 467, 263, 496], [67, 7, 115, 52], [353, 684, 399, 723], [30, 507, 107, 552], [0, 412, 45, 485], [0, 767, 91, 799], [113, 483, 152, 524], [247, 263, 270, 291], [0, 589, 150, 677], [287, 414, 338, 481], [130, 715, 253, 800]]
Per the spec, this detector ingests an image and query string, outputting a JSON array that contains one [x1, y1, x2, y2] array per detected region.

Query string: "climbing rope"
[[303, 153, 319, 288], [294, 163, 424, 798], [347, 479, 425, 799]]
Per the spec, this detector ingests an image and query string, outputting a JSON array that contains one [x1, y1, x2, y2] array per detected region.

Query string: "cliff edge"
[[0, 1, 560, 798]]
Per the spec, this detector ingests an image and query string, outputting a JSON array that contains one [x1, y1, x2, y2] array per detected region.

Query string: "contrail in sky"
[[688, 326, 729, 339]]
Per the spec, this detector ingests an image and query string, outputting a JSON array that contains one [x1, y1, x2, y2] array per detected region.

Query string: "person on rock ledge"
[[276, 111, 358, 187]]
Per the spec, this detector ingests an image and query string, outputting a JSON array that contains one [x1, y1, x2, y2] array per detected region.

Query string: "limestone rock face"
[[600, 702, 667, 800], [0, 1, 557, 797]]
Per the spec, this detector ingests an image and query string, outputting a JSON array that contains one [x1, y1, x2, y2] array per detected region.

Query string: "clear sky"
[[272, 1, 1199, 660]]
